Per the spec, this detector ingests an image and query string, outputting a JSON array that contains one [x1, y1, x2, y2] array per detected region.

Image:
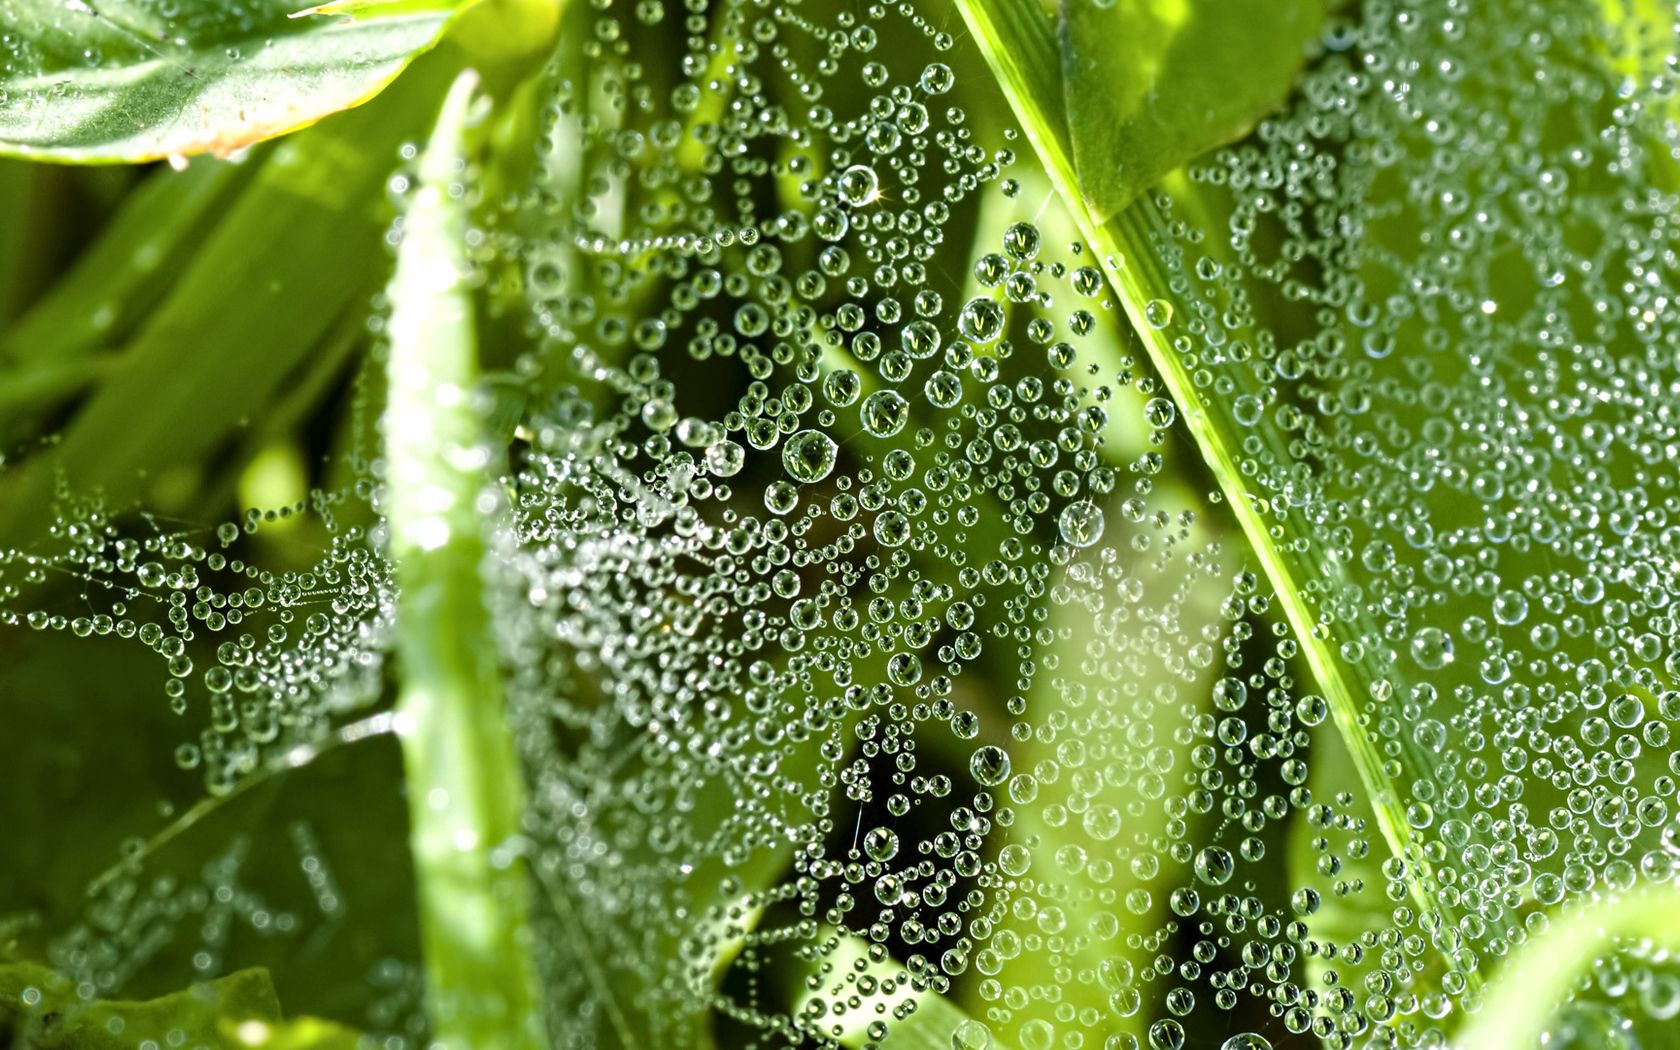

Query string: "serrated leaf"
[[1060, 0, 1324, 222], [0, 0, 468, 163]]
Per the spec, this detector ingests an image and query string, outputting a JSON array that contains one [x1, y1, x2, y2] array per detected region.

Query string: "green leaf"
[[0, 959, 379, 1048], [1287, 723, 1405, 1029], [0, 160, 36, 325], [956, 0, 1456, 989], [1060, 0, 1324, 222], [0, 39, 463, 544], [989, 523, 1226, 1050], [0, 159, 249, 372], [1458, 885, 1680, 1050], [0, 961, 280, 1048], [780, 929, 1013, 1050], [0, 159, 252, 452], [0, 0, 466, 163], [384, 68, 548, 1050], [964, 0, 1680, 1036]]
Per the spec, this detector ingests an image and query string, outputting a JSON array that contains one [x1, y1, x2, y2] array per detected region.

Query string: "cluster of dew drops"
[[477, 0, 1389, 1045], [7, 0, 1680, 1047]]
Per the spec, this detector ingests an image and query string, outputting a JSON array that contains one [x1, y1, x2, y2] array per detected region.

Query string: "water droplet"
[[838, 164, 879, 206], [1194, 846, 1234, 885], [1058, 500, 1105, 548], [969, 745, 1011, 787], [1002, 221, 1040, 260], [951, 1019, 992, 1050], [1143, 397, 1176, 429], [1410, 626, 1453, 670], [781, 429, 837, 483], [958, 297, 1005, 343], [863, 826, 898, 862], [860, 390, 909, 437]]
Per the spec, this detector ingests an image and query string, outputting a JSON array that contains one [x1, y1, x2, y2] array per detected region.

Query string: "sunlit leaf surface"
[[0, 0, 461, 162]]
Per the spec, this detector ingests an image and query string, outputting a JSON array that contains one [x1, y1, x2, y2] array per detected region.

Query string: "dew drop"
[[838, 164, 879, 206], [1142, 299, 1173, 329], [969, 745, 1011, 787], [859, 390, 909, 438], [1058, 500, 1105, 548], [957, 297, 1005, 343], [1143, 397, 1176, 429], [781, 429, 837, 483], [1410, 626, 1454, 670], [1194, 846, 1234, 885]]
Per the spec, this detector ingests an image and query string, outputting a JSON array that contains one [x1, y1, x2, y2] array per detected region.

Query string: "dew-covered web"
[[6, 0, 1680, 1048]]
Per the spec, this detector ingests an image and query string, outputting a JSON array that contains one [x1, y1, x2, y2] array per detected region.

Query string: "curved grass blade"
[[1457, 885, 1680, 1050], [383, 68, 547, 1050]]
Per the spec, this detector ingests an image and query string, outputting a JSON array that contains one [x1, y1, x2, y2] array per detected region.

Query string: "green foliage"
[[0, 53, 454, 541], [0, 960, 381, 1048], [0, 0, 464, 163], [0, 961, 278, 1047], [5, 1, 1680, 1050], [383, 70, 547, 1050], [1062, 0, 1324, 222]]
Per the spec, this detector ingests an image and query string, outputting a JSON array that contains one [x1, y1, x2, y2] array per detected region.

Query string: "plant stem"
[[950, 0, 1467, 978], [385, 69, 548, 1050]]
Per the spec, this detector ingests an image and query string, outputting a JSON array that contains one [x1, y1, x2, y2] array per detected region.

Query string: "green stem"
[[385, 69, 548, 1050], [950, 0, 1465, 977]]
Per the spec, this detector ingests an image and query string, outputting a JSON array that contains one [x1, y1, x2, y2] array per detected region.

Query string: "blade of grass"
[[384, 68, 548, 1050], [0, 45, 461, 546], [0, 158, 252, 370], [950, 0, 1462, 973], [989, 509, 1227, 1049], [0, 160, 35, 326], [1457, 884, 1680, 1050]]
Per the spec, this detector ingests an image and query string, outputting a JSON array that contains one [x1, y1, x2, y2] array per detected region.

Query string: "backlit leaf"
[[0, 0, 467, 163], [1060, 0, 1324, 222]]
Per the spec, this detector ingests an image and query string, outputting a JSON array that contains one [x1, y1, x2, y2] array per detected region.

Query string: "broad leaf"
[[0, 0, 465, 163], [1060, 0, 1324, 222], [964, 0, 1680, 1035]]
